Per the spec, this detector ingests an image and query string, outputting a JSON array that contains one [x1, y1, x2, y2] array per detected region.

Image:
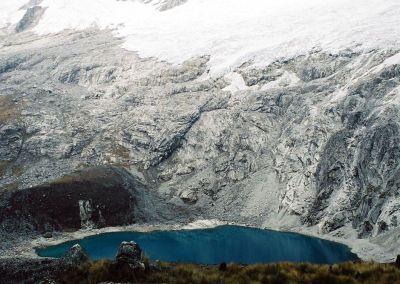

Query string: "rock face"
[[15, 6, 46, 33], [0, 167, 142, 233], [1, 25, 400, 257], [115, 241, 144, 269]]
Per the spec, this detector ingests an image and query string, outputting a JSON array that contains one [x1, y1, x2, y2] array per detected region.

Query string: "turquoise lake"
[[36, 225, 358, 264]]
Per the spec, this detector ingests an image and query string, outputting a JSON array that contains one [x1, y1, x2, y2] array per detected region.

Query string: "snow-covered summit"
[[1, 0, 400, 74]]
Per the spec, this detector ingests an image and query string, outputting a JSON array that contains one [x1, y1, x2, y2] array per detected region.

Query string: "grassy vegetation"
[[0, 95, 18, 124], [0, 161, 20, 193], [0, 161, 9, 178], [52, 167, 115, 185], [110, 144, 130, 160], [59, 260, 400, 284]]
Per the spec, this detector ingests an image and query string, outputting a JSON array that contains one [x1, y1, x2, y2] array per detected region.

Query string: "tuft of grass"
[[105, 144, 131, 168], [58, 260, 400, 284], [110, 144, 130, 160]]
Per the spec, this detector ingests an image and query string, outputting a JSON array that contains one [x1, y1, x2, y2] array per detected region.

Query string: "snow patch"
[[222, 72, 248, 93], [1, 0, 399, 75], [260, 71, 301, 91], [371, 52, 400, 74], [0, 0, 29, 29]]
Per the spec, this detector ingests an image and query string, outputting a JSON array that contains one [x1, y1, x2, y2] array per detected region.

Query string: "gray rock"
[[61, 244, 89, 266], [43, 232, 53, 238], [115, 241, 144, 269], [179, 188, 198, 204], [15, 6, 45, 33], [0, 123, 23, 161]]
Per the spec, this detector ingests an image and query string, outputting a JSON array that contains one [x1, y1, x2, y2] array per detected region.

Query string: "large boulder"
[[60, 244, 89, 267], [115, 241, 144, 269]]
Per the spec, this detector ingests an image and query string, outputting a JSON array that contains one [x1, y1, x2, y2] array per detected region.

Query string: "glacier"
[[2, 0, 400, 74]]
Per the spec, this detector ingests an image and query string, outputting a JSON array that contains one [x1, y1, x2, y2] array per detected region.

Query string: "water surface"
[[36, 225, 357, 264]]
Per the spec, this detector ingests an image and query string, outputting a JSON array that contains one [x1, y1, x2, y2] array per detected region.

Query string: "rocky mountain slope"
[[1, 0, 400, 261]]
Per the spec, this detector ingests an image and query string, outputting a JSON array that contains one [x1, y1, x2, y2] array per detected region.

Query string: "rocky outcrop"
[[0, 167, 142, 233], [61, 244, 89, 267], [115, 241, 145, 269], [15, 6, 45, 33]]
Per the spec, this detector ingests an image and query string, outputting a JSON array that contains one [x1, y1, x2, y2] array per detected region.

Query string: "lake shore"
[[1, 219, 396, 263]]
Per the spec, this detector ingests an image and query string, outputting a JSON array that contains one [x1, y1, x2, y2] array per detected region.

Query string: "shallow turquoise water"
[[36, 225, 358, 264]]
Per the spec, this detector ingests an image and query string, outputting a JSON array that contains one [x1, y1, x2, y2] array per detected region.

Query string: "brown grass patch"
[[0, 95, 18, 124], [59, 260, 400, 284], [0, 182, 18, 193], [111, 144, 130, 160]]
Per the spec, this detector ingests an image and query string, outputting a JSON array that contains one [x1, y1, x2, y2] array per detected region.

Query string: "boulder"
[[43, 232, 53, 239], [179, 188, 198, 204], [219, 262, 227, 271], [60, 244, 89, 266], [115, 241, 144, 269]]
